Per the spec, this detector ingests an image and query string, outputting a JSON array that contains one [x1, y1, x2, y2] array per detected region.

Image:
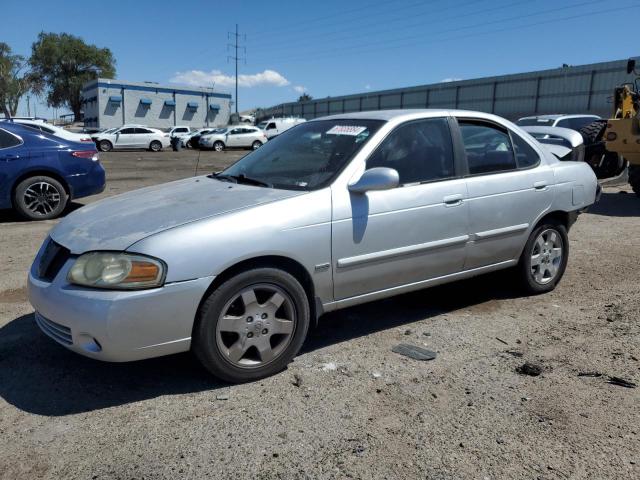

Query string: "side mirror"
[[348, 167, 399, 194], [627, 59, 636, 75]]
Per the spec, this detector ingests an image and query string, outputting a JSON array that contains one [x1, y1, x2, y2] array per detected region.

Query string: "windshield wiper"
[[212, 173, 272, 188]]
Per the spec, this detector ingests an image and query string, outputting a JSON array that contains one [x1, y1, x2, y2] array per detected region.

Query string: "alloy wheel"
[[23, 181, 62, 217], [530, 228, 563, 285], [215, 284, 296, 368]]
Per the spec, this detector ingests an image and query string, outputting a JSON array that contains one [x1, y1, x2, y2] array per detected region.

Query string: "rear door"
[[134, 128, 154, 148], [455, 118, 554, 269]]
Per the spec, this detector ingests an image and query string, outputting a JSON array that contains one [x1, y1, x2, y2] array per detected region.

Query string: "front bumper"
[[28, 250, 214, 362]]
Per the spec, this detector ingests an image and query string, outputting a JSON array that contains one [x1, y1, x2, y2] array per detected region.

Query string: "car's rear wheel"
[[517, 219, 568, 294], [251, 140, 262, 150], [213, 141, 225, 152], [13, 176, 68, 220], [98, 140, 113, 152], [193, 268, 310, 383], [149, 140, 162, 152], [186, 139, 192, 149], [629, 164, 640, 197]]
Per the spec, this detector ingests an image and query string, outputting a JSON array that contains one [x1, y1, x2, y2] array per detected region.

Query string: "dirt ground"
[[0, 149, 638, 480]]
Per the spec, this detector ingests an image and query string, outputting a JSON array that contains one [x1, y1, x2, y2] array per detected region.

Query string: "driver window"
[[267, 123, 276, 130], [458, 121, 516, 174], [367, 117, 455, 185], [119, 128, 135, 134]]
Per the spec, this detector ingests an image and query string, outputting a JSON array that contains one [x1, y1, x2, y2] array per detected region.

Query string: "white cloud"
[[441, 77, 462, 83], [170, 69, 290, 88], [293, 85, 306, 93]]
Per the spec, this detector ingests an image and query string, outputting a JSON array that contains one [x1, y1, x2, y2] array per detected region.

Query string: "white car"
[[93, 126, 171, 152], [257, 117, 306, 139], [516, 114, 600, 131], [168, 126, 192, 138], [8, 119, 93, 143], [200, 126, 267, 151]]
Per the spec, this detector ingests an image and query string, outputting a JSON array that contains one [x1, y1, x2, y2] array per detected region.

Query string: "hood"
[[50, 176, 304, 254]]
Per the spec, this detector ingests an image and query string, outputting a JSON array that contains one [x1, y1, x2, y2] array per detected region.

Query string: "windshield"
[[257, 121, 268, 129], [516, 118, 555, 127], [219, 119, 384, 190]]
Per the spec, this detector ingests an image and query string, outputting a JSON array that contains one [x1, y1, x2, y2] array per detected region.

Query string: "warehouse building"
[[81, 79, 232, 130], [258, 58, 638, 122]]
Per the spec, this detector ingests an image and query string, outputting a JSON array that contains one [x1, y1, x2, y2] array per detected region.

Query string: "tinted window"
[[459, 122, 516, 174], [135, 128, 152, 134], [367, 118, 455, 184], [0, 129, 21, 149], [41, 126, 55, 134], [266, 123, 276, 130], [556, 117, 598, 131], [511, 133, 539, 168], [119, 128, 135, 134], [175, 128, 188, 133]]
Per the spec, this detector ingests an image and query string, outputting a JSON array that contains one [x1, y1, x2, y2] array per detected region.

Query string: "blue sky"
[[3, 0, 640, 117]]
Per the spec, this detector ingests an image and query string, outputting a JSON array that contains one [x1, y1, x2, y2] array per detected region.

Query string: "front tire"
[[629, 164, 640, 197], [193, 268, 310, 383], [517, 219, 569, 294], [98, 140, 113, 152], [213, 141, 225, 152], [13, 176, 68, 220]]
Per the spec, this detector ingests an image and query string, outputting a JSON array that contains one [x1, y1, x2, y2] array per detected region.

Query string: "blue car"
[[0, 121, 106, 220]]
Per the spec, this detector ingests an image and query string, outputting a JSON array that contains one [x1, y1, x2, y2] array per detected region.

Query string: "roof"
[[82, 78, 232, 99], [518, 114, 600, 121], [314, 108, 502, 122]]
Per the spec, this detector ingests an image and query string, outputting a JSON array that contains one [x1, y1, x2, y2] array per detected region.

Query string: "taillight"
[[72, 150, 99, 161], [80, 137, 93, 142]]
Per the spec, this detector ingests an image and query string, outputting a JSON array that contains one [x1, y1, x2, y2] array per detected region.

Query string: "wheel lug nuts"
[[261, 313, 268, 319], [247, 332, 254, 338], [246, 316, 253, 323], [262, 329, 268, 334]]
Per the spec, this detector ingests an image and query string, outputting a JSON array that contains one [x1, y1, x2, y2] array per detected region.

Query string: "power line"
[[227, 24, 246, 114], [265, 0, 621, 65]]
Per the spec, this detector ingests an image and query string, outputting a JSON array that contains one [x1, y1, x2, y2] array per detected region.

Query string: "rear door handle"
[[534, 181, 548, 190], [0, 154, 20, 161], [443, 194, 464, 206]]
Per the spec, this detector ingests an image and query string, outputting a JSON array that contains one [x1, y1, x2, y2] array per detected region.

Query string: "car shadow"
[[0, 271, 519, 417], [0, 202, 85, 224], [588, 192, 640, 217]]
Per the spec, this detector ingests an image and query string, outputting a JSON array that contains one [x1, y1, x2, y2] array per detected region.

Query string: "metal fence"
[[257, 58, 638, 122]]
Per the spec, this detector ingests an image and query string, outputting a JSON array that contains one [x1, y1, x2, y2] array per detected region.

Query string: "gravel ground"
[[0, 150, 638, 480]]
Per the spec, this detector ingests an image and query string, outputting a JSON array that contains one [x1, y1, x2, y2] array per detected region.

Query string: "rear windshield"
[[516, 118, 555, 127]]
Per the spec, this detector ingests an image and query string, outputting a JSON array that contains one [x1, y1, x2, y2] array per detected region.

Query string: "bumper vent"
[[37, 238, 71, 282], [35, 313, 73, 345]]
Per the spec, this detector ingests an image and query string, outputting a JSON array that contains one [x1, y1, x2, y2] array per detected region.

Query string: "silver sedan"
[[199, 126, 267, 151], [28, 110, 599, 383]]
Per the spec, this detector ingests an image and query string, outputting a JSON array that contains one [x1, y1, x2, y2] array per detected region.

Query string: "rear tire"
[[192, 268, 310, 383], [98, 140, 113, 152], [149, 140, 162, 152], [629, 165, 640, 197], [13, 176, 68, 220], [517, 219, 569, 294], [251, 140, 262, 150]]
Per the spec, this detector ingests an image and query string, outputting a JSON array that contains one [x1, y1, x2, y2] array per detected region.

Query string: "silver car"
[[28, 110, 599, 383], [200, 126, 267, 151]]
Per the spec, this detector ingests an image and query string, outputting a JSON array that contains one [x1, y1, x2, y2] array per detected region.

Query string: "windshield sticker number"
[[326, 125, 367, 136]]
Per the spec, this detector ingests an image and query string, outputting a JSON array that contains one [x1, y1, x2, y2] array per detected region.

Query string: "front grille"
[[35, 313, 73, 345], [37, 238, 71, 282]]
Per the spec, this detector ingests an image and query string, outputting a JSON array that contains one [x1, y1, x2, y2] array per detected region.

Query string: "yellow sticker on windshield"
[[326, 125, 367, 136]]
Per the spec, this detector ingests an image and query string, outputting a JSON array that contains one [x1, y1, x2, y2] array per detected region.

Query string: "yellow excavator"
[[585, 59, 640, 196]]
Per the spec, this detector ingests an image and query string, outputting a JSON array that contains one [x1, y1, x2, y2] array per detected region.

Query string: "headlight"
[[68, 252, 166, 290]]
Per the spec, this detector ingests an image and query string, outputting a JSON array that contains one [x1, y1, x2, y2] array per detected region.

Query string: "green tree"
[[297, 93, 312, 102], [0, 43, 33, 118], [30, 32, 116, 121]]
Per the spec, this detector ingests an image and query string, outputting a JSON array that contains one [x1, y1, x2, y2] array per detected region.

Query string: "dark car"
[[0, 121, 106, 220]]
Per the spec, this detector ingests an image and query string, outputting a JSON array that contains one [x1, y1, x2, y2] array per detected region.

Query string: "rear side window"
[[0, 129, 22, 149], [367, 117, 455, 184], [135, 128, 152, 134], [511, 133, 540, 168], [459, 121, 516, 174]]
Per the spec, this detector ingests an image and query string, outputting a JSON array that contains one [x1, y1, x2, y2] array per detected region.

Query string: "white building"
[[82, 78, 232, 130]]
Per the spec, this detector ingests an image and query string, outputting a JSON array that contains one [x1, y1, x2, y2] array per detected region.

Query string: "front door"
[[331, 117, 469, 301], [114, 128, 136, 148], [226, 128, 243, 147]]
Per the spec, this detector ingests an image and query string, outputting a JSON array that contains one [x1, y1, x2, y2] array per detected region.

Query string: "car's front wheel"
[[517, 219, 569, 294], [13, 175, 68, 220], [98, 140, 113, 152], [213, 141, 225, 152], [193, 268, 310, 383]]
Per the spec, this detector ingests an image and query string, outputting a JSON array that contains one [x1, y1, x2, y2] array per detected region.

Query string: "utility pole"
[[26, 95, 31, 117], [228, 24, 245, 115]]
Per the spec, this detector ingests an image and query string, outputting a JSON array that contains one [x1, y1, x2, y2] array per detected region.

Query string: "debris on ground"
[[372, 371, 382, 379], [215, 393, 230, 401], [607, 376, 637, 388], [404, 329, 413, 335], [577, 371, 602, 377], [392, 344, 437, 361], [505, 350, 524, 357], [321, 362, 337, 371], [516, 362, 543, 376], [292, 373, 303, 388], [496, 337, 509, 345]]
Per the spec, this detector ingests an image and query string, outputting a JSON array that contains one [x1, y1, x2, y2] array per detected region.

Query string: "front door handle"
[[534, 181, 548, 190], [0, 154, 20, 161], [443, 194, 464, 206]]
